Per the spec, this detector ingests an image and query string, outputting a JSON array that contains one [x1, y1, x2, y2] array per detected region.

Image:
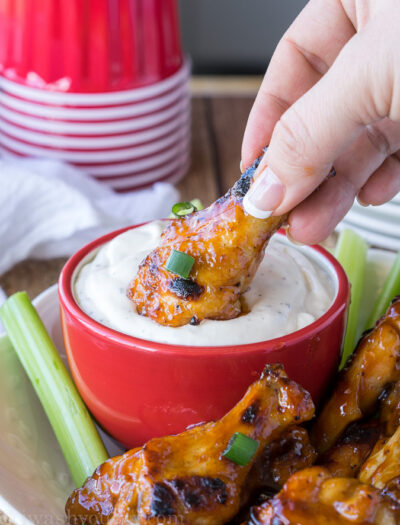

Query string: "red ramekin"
[[59, 226, 349, 448]]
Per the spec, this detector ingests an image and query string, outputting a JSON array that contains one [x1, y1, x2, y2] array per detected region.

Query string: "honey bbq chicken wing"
[[129, 158, 287, 327], [66, 364, 314, 525], [245, 467, 400, 525], [311, 298, 400, 454]]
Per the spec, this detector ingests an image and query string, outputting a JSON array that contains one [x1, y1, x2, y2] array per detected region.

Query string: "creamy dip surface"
[[74, 221, 335, 346]]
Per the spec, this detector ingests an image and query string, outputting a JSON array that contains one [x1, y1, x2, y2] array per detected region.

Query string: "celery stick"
[[366, 251, 400, 330], [335, 230, 368, 369], [0, 292, 108, 487]]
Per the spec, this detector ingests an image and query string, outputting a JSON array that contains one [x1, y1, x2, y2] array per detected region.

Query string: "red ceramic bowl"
[[0, 0, 183, 92], [59, 226, 349, 448]]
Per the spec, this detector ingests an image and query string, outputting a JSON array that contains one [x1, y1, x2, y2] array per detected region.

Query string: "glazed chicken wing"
[[245, 467, 400, 525], [311, 298, 400, 454], [244, 426, 317, 494], [66, 364, 314, 525], [129, 158, 287, 327], [359, 425, 400, 490], [317, 421, 382, 478]]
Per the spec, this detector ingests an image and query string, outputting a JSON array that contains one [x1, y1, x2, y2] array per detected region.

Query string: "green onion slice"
[[172, 202, 196, 218], [222, 432, 259, 466], [190, 198, 204, 211], [165, 249, 195, 279]]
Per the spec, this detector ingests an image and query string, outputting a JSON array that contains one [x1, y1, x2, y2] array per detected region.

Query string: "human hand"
[[242, 0, 400, 243]]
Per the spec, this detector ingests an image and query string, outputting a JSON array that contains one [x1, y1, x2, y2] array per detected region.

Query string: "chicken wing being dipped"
[[129, 158, 287, 327], [245, 467, 400, 525], [66, 364, 314, 525], [311, 298, 400, 454]]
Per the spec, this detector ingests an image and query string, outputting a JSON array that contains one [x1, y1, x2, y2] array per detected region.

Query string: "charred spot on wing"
[[170, 476, 228, 510], [261, 363, 286, 380], [242, 401, 260, 424], [169, 278, 204, 300], [232, 152, 264, 198], [150, 482, 177, 517]]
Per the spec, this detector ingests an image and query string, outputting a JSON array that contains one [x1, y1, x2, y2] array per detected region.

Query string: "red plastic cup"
[[0, 0, 183, 93]]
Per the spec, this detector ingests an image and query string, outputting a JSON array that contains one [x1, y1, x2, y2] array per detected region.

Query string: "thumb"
[[243, 13, 396, 219]]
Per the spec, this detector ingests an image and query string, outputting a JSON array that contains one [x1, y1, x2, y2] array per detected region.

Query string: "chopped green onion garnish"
[[366, 251, 400, 330], [335, 229, 368, 369], [165, 249, 195, 278], [172, 201, 196, 217], [0, 292, 108, 487], [190, 198, 204, 211], [222, 432, 259, 466]]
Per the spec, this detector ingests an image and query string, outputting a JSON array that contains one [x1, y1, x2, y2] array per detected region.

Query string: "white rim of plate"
[[102, 158, 190, 189], [0, 137, 190, 175], [0, 83, 189, 120], [352, 200, 400, 219], [337, 220, 400, 251], [0, 98, 190, 135], [91, 149, 190, 185], [345, 207, 400, 237], [0, 124, 189, 162], [0, 60, 190, 106], [0, 111, 189, 149]]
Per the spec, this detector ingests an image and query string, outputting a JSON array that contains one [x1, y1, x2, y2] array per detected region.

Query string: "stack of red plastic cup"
[[0, 0, 190, 191]]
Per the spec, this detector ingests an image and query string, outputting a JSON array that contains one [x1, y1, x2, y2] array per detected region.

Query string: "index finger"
[[241, 0, 355, 169]]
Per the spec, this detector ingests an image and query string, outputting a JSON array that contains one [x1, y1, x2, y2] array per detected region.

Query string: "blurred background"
[[179, 0, 307, 74]]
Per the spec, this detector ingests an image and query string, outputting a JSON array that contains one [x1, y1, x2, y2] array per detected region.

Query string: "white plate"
[[0, 285, 125, 525], [344, 207, 400, 238], [0, 60, 190, 106], [0, 249, 396, 524], [352, 199, 400, 220], [337, 219, 400, 251]]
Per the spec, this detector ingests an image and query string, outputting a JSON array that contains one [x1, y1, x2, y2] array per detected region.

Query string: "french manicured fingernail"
[[243, 166, 285, 219]]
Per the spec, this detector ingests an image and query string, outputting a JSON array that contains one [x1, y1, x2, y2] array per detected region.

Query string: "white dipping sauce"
[[74, 221, 335, 346]]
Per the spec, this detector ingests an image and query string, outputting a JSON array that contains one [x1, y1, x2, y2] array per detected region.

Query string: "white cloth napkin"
[[0, 157, 180, 276]]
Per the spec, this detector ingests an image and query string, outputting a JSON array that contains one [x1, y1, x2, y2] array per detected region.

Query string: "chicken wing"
[[129, 158, 287, 327], [66, 364, 314, 525], [311, 298, 400, 454], [380, 380, 400, 437], [244, 426, 317, 494], [245, 467, 400, 525], [318, 421, 382, 478], [359, 425, 400, 490]]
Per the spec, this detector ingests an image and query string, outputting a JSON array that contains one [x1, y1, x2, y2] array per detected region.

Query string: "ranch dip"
[[74, 221, 335, 346]]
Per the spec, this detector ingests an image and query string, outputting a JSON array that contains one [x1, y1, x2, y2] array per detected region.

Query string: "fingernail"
[[357, 196, 369, 207], [240, 160, 244, 173], [285, 226, 304, 246], [243, 166, 285, 219]]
